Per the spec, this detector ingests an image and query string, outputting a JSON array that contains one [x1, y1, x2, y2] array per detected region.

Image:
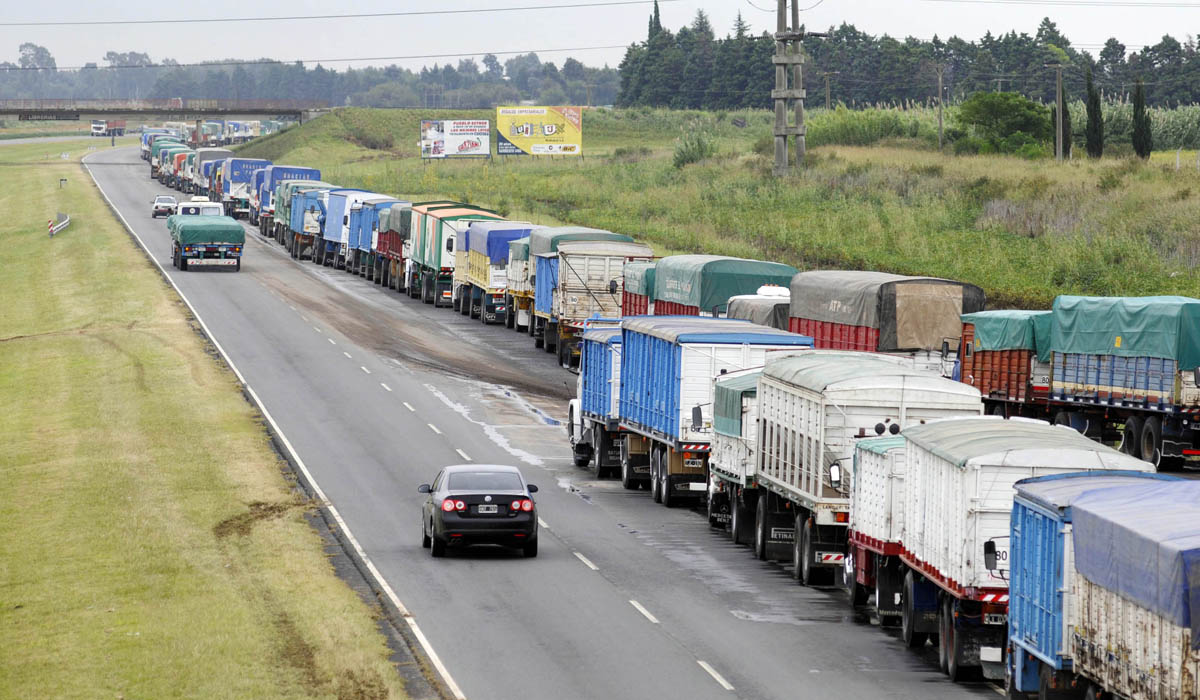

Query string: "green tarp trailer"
[[169, 216, 245, 245], [962, 309, 1052, 362], [527, 227, 632, 257], [622, 260, 657, 315], [1050, 296, 1200, 368], [654, 255, 797, 316], [713, 369, 761, 437]]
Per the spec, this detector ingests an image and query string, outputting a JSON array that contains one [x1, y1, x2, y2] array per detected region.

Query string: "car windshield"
[[447, 471, 523, 491], [155, 196, 176, 204], [199, 207, 222, 216]]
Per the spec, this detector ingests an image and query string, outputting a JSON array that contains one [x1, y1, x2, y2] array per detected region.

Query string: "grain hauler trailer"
[[365, 199, 409, 285], [276, 180, 335, 247], [463, 222, 535, 324], [193, 148, 233, 197], [288, 185, 336, 261], [506, 237, 533, 332], [409, 203, 503, 307], [568, 323, 629, 479], [894, 418, 1150, 682], [181, 152, 198, 194], [1006, 471, 1178, 698], [346, 196, 399, 279], [708, 367, 763, 531], [751, 352, 983, 586], [957, 310, 1051, 417], [248, 168, 268, 225], [156, 145, 188, 184], [168, 216, 244, 272], [653, 255, 797, 317], [618, 317, 813, 507], [788, 270, 984, 374], [375, 203, 412, 293], [535, 238, 653, 368], [217, 158, 271, 219], [169, 150, 192, 189], [621, 261, 656, 316], [726, 286, 791, 330], [149, 138, 184, 177], [257, 165, 321, 237], [321, 189, 371, 269], [141, 129, 174, 160]]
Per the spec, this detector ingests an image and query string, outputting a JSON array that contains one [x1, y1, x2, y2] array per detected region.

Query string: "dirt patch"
[[94, 334, 148, 393], [274, 609, 323, 692], [213, 499, 305, 539], [335, 670, 390, 700]]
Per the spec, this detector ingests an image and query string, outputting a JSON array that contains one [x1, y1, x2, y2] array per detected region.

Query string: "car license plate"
[[477, 504, 498, 514]]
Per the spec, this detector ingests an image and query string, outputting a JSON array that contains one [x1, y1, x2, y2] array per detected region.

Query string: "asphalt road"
[[84, 146, 997, 700]]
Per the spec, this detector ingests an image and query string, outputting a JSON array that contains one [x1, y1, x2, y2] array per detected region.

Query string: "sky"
[[0, 0, 1191, 72]]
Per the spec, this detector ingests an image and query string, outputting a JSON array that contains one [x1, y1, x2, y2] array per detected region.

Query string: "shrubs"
[[673, 128, 716, 168], [956, 91, 1051, 156]]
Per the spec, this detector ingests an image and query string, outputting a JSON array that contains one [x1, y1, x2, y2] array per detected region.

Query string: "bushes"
[[673, 128, 716, 168], [806, 105, 940, 148]]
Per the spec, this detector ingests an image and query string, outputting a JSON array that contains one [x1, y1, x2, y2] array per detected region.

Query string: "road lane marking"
[[361, 366, 371, 375], [629, 600, 659, 624], [428, 424, 442, 435], [343, 351, 352, 359], [83, 153, 468, 700], [300, 315, 308, 322], [288, 304, 296, 311], [573, 552, 599, 571], [381, 383, 392, 392], [328, 338, 336, 345], [455, 448, 471, 462], [313, 326, 321, 333], [697, 661, 734, 691], [537, 517, 549, 529], [403, 402, 415, 412]]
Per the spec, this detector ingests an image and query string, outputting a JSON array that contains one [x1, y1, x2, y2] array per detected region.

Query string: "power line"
[[0, 0, 680, 28]]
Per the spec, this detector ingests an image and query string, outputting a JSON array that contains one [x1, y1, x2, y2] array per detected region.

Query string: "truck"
[[463, 221, 536, 324], [375, 203, 412, 293], [168, 215, 245, 272], [618, 317, 813, 507], [653, 255, 797, 317], [957, 310, 1051, 414], [347, 196, 400, 279], [535, 236, 653, 368], [193, 148, 233, 198], [140, 129, 175, 160], [157, 146, 189, 186], [320, 189, 374, 269], [726, 285, 791, 330], [149, 139, 183, 178], [892, 417, 1151, 682], [357, 197, 406, 282], [506, 237, 533, 332], [708, 367, 762, 528], [621, 261, 656, 316], [409, 202, 503, 307], [248, 169, 268, 225], [568, 325, 627, 479], [1006, 470, 1182, 698], [217, 158, 271, 219], [256, 165, 321, 238], [288, 185, 337, 261], [276, 179, 336, 248], [181, 152, 197, 194], [742, 351, 983, 590], [528, 227, 636, 354], [91, 119, 126, 137]]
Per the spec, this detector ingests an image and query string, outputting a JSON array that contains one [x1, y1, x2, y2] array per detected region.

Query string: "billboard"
[[420, 119, 490, 159], [496, 106, 583, 156]]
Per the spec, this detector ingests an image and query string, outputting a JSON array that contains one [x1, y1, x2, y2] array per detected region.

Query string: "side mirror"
[[417, 484, 432, 494], [984, 540, 997, 571], [608, 279, 618, 295], [527, 484, 539, 493], [1193, 368, 1200, 386], [941, 340, 951, 360], [529, 274, 536, 286], [691, 405, 703, 431], [829, 463, 842, 490]]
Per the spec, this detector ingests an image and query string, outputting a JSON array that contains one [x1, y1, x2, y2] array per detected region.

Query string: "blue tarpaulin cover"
[[1071, 480, 1200, 648], [467, 222, 535, 264]]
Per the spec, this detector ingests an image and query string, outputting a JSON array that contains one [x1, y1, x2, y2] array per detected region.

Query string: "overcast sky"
[[0, 1, 1188, 72]]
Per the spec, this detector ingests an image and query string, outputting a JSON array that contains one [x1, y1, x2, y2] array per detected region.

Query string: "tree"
[[648, 0, 662, 39], [957, 91, 1050, 143], [1085, 66, 1104, 157], [18, 43, 55, 71], [482, 54, 504, 82], [1132, 79, 1152, 158], [1049, 83, 1071, 157]]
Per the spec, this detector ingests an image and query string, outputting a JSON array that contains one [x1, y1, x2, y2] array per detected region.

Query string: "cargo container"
[[506, 237, 533, 332], [257, 165, 321, 238], [726, 285, 791, 330], [217, 158, 271, 219], [895, 417, 1150, 682], [287, 185, 336, 261], [528, 227, 635, 354], [276, 179, 335, 250], [156, 145, 188, 184], [788, 271, 985, 374], [618, 317, 813, 507], [567, 321, 629, 479], [1007, 471, 1173, 698], [654, 255, 797, 317], [376, 203, 413, 293], [959, 310, 1051, 412], [463, 222, 536, 324], [621, 261, 656, 316], [708, 367, 762, 529], [408, 202, 503, 307], [317, 188, 370, 268], [169, 151, 191, 190], [535, 238, 653, 368], [748, 352, 982, 590], [168, 215, 245, 272]]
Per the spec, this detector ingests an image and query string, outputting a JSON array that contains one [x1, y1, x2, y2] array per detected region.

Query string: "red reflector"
[[834, 512, 849, 523]]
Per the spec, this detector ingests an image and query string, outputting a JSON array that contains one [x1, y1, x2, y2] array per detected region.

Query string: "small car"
[[151, 195, 177, 218], [418, 464, 539, 558]]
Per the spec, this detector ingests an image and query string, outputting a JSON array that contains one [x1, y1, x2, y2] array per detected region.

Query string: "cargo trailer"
[[249, 168, 268, 224], [506, 237, 534, 332], [168, 215, 245, 272], [726, 285, 791, 330], [708, 367, 763, 529], [287, 185, 336, 261], [653, 255, 797, 317], [463, 222, 536, 324], [376, 203, 413, 293], [276, 180, 335, 249], [408, 203, 503, 308], [257, 165, 321, 238], [567, 321, 630, 478], [621, 261, 656, 316], [217, 158, 271, 219], [959, 310, 1051, 412], [320, 189, 377, 269], [193, 148, 232, 198], [353, 197, 404, 283]]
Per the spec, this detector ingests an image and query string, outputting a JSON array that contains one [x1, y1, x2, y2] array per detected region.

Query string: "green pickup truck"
[[168, 215, 245, 271]]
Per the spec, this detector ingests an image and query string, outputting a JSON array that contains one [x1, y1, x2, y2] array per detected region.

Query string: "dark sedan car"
[[419, 464, 539, 558]]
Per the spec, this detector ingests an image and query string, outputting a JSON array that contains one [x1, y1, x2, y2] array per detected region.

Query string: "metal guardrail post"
[[48, 212, 70, 237]]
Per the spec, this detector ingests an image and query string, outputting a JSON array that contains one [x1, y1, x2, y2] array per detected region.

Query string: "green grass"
[[0, 138, 407, 699], [238, 107, 1200, 309]]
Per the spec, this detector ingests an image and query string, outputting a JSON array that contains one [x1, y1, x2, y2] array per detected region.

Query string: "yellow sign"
[[496, 106, 583, 156], [1114, 335, 1122, 348]]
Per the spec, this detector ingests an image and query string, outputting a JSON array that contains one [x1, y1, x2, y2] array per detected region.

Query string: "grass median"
[[0, 139, 408, 698]]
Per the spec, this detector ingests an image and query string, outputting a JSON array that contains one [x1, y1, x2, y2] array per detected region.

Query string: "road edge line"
[[82, 151, 467, 700]]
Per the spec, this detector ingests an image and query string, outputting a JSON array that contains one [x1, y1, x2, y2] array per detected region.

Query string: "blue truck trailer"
[[249, 168, 268, 225], [257, 165, 321, 238], [346, 196, 398, 279], [287, 185, 336, 261], [463, 222, 536, 324], [218, 158, 271, 219], [566, 322, 626, 478], [320, 189, 372, 269]]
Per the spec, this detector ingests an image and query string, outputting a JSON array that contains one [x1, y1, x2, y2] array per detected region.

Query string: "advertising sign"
[[496, 106, 583, 156], [420, 119, 490, 159]]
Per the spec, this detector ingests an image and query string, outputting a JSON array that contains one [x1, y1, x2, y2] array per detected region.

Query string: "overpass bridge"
[[0, 99, 328, 123]]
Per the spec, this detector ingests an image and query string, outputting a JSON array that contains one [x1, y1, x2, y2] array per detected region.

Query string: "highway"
[[84, 146, 997, 700]]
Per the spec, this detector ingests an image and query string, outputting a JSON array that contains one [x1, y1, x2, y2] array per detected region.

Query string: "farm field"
[[240, 106, 1200, 309], [0, 138, 408, 699]]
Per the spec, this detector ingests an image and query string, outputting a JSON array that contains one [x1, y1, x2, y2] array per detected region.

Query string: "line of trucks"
[[133, 126, 1200, 697]]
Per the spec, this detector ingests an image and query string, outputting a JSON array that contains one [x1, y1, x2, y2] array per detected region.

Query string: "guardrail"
[[48, 212, 70, 237]]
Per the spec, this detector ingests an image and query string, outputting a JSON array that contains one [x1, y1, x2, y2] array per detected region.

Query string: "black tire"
[[990, 403, 1006, 418], [938, 596, 951, 674], [753, 492, 768, 560], [421, 521, 431, 549], [621, 457, 638, 490], [1141, 416, 1162, 468], [730, 491, 748, 545], [790, 514, 804, 580], [661, 471, 674, 508], [845, 549, 869, 607], [800, 518, 835, 586], [234, 259, 241, 272], [544, 324, 557, 354], [505, 296, 516, 329], [593, 430, 609, 479], [651, 449, 663, 504], [902, 570, 929, 648], [179, 255, 188, 271], [1122, 415, 1145, 458], [523, 538, 538, 558], [171, 248, 178, 268], [944, 594, 974, 682], [430, 534, 446, 558], [876, 561, 900, 628], [706, 489, 723, 528], [558, 338, 571, 369]]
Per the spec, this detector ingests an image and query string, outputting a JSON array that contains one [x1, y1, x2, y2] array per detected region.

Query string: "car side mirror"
[[417, 484, 431, 494], [527, 484, 539, 493], [829, 463, 842, 491], [984, 540, 997, 571], [941, 340, 951, 360], [691, 405, 703, 431], [608, 279, 618, 295]]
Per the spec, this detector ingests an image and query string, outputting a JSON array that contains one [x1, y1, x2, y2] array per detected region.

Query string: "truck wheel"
[[651, 449, 662, 503], [938, 597, 951, 673], [706, 490, 723, 529], [1141, 417, 1162, 468], [845, 549, 869, 608], [179, 255, 188, 271], [620, 457, 638, 490], [661, 471, 673, 508], [544, 324, 557, 354], [235, 259, 241, 272], [1121, 416, 1144, 458], [754, 492, 768, 560], [593, 430, 609, 479], [572, 444, 591, 468], [558, 338, 571, 369], [790, 514, 804, 579], [800, 518, 835, 586], [902, 570, 929, 648], [505, 296, 516, 329]]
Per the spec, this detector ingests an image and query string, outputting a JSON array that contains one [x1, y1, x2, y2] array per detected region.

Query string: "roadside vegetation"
[[0, 138, 407, 699], [240, 106, 1200, 309]]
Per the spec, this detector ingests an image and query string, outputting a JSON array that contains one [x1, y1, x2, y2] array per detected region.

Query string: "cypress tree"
[[1085, 66, 1104, 158], [1132, 79, 1152, 159]]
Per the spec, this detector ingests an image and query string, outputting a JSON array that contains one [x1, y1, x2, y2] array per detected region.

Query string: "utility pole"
[[772, 0, 824, 175], [585, 83, 595, 108], [1047, 63, 1065, 161], [935, 64, 945, 149], [994, 78, 1005, 92], [822, 71, 840, 110]]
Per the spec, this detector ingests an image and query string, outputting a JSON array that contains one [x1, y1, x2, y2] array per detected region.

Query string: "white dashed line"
[[573, 552, 599, 571], [343, 351, 352, 359], [381, 383, 392, 392], [697, 661, 734, 691], [537, 517, 549, 529], [288, 304, 296, 311], [629, 600, 659, 624], [428, 424, 442, 435], [361, 366, 371, 375], [313, 326, 321, 333], [455, 448, 471, 461], [328, 338, 336, 345], [403, 402, 415, 412], [300, 315, 308, 322]]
